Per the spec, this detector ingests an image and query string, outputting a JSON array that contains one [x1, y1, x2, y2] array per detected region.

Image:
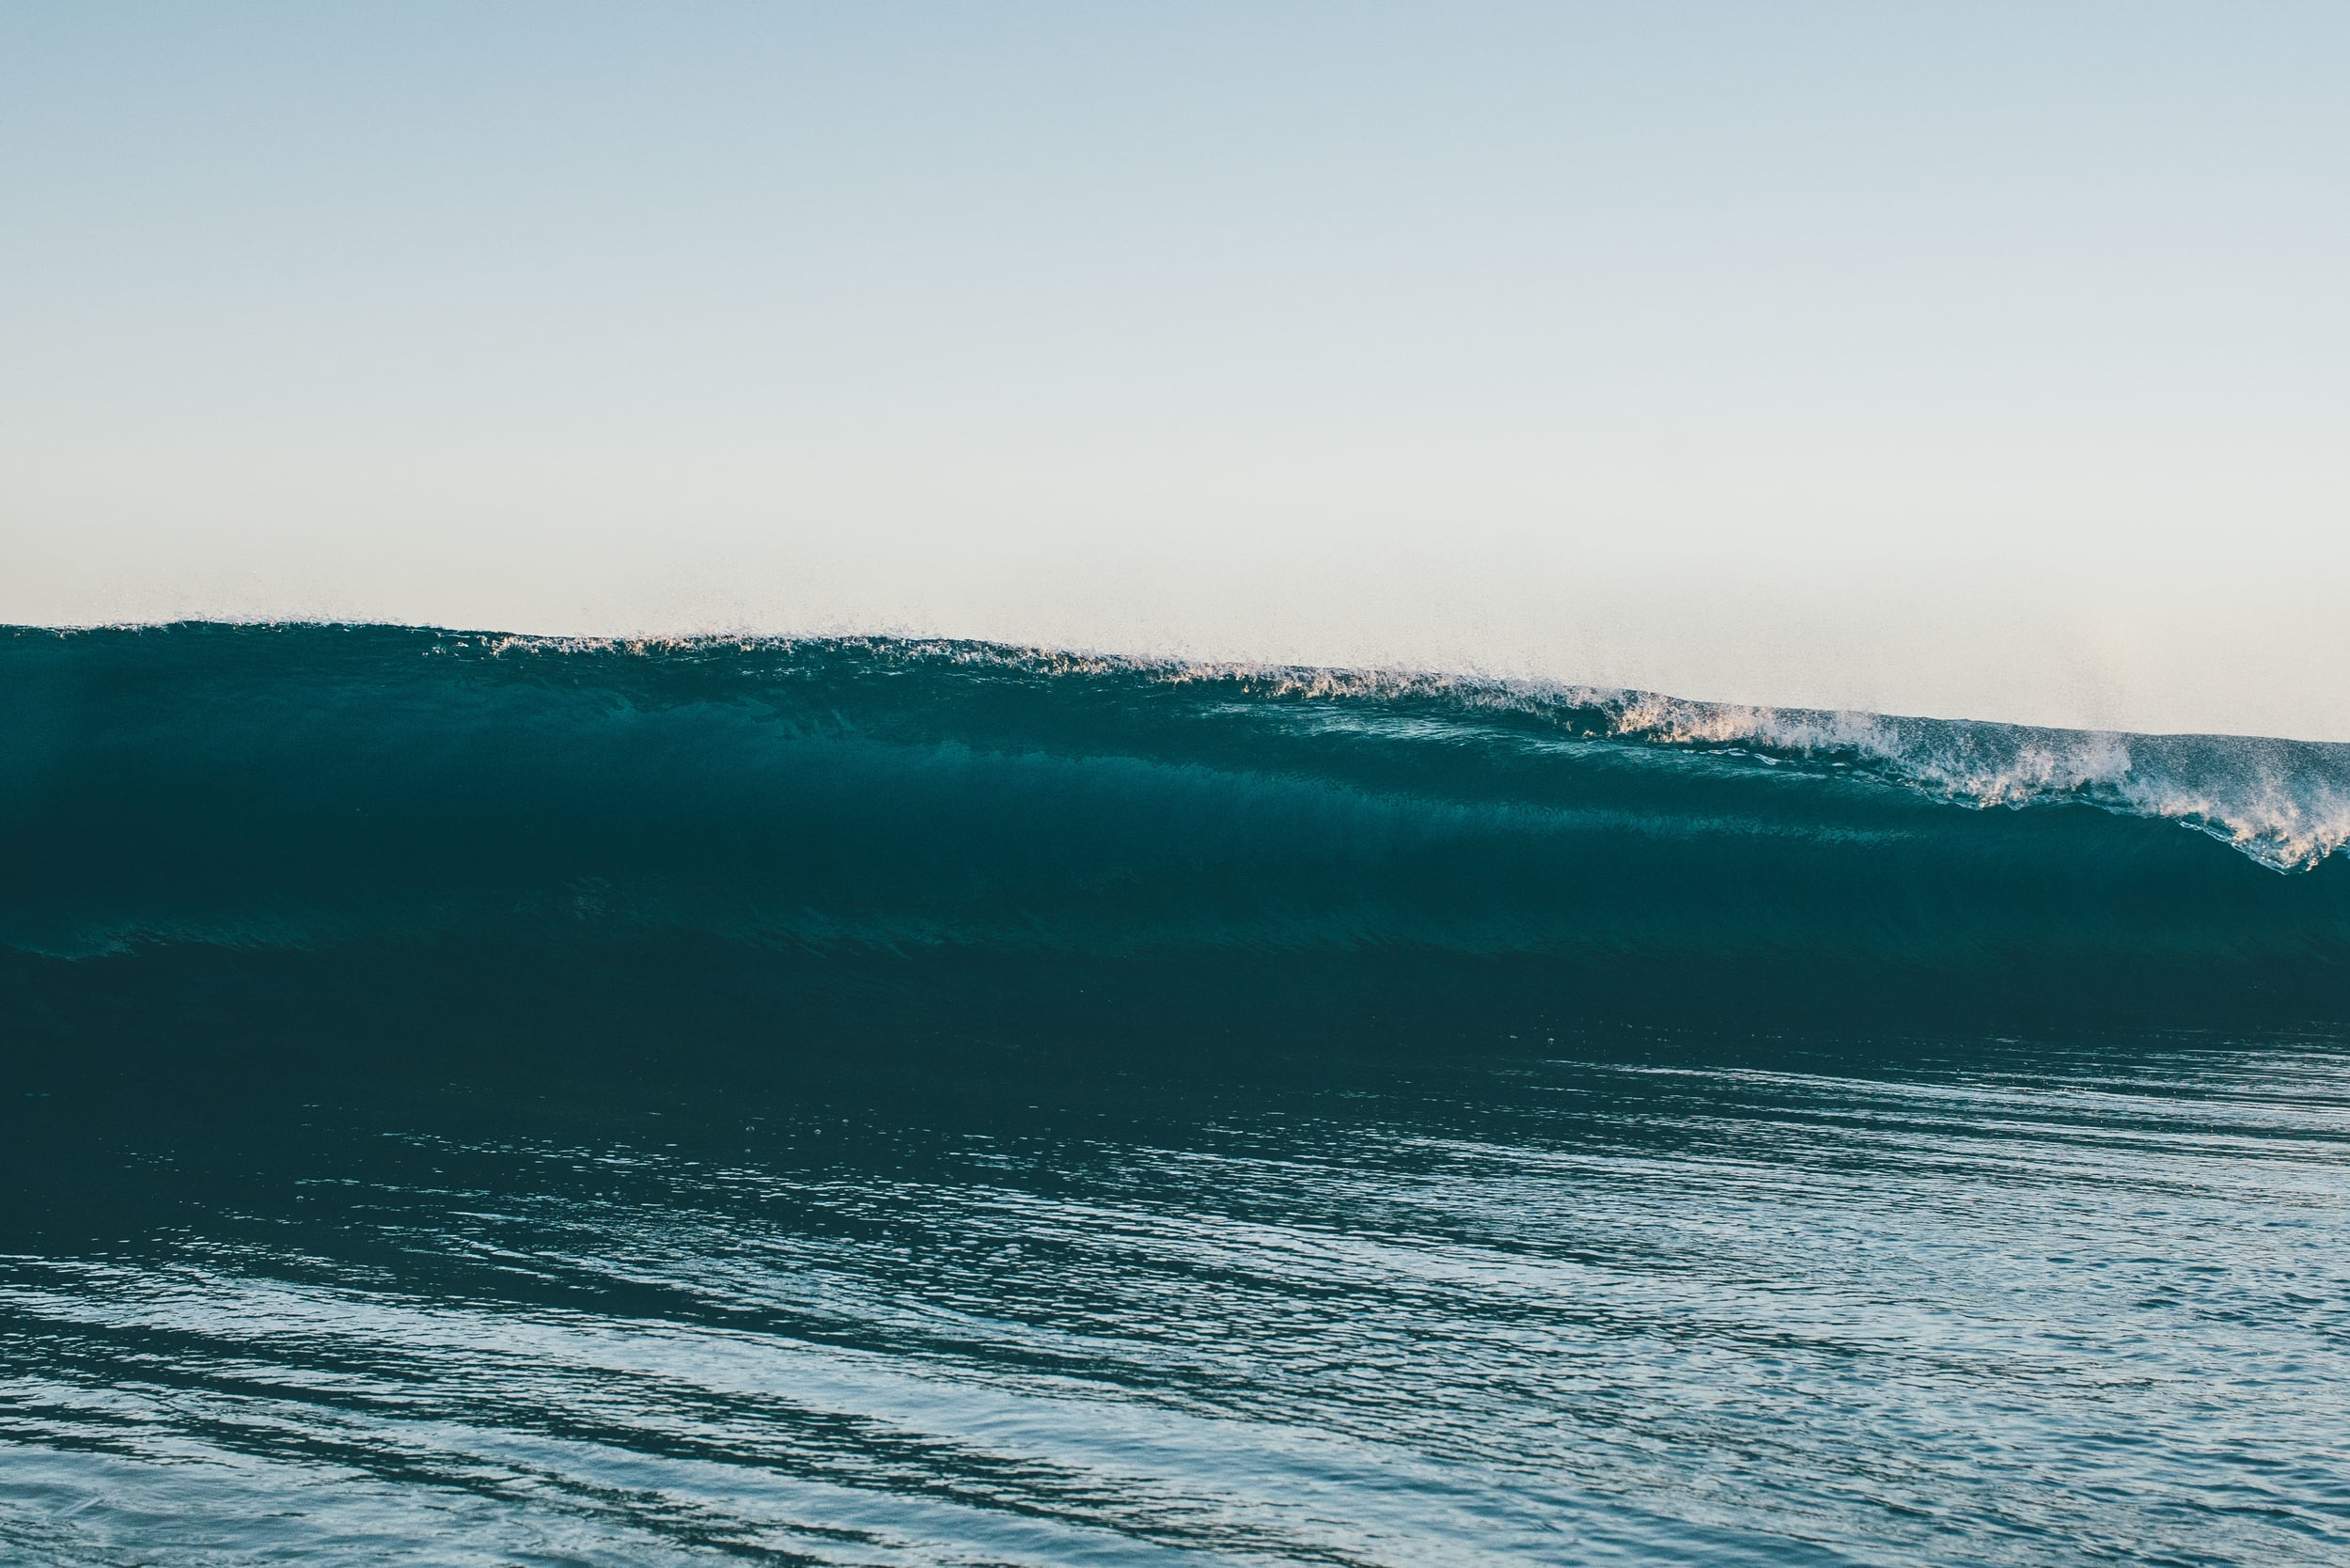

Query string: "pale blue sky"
[[4, 4, 2345, 734]]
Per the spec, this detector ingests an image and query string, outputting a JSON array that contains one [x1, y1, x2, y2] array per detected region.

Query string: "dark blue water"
[[6, 625, 2349, 1564]]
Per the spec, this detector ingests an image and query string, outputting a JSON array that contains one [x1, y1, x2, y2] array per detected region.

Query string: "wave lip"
[[1589, 689, 2350, 871]]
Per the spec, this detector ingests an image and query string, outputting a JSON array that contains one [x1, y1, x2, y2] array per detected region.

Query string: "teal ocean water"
[[6, 625, 2348, 1564]]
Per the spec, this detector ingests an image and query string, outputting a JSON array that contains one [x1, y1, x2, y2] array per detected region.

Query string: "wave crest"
[[1588, 691, 2349, 871]]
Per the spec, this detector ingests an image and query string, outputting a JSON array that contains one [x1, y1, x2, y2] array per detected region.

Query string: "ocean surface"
[[5, 623, 2349, 1565]]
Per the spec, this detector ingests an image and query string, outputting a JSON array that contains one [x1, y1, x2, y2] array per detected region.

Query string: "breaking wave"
[[5, 622, 2347, 1045]]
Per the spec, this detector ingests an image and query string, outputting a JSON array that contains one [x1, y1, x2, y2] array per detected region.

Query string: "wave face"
[[8, 623, 2350, 1567], [6, 621, 2350, 1045]]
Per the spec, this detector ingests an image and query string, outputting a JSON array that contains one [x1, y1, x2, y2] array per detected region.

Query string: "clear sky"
[[4, 3, 2345, 737]]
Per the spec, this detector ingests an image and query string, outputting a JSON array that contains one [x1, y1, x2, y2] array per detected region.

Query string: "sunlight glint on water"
[[6, 1045, 2349, 1565]]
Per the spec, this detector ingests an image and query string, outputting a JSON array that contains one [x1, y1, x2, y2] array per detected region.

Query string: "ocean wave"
[[5, 623, 2347, 1039]]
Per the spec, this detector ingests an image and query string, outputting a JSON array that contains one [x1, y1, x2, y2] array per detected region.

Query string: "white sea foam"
[[1587, 691, 2350, 871]]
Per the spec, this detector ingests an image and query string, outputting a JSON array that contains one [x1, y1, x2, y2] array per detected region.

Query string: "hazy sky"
[[4, 4, 2345, 736]]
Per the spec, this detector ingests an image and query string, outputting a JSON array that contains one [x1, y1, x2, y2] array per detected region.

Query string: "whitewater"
[[5, 623, 2349, 1565]]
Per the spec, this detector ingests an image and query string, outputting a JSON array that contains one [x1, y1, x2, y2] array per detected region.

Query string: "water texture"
[[4, 624, 2348, 1564]]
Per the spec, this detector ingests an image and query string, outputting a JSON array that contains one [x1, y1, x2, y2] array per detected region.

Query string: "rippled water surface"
[[6, 1036, 2347, 1566]]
